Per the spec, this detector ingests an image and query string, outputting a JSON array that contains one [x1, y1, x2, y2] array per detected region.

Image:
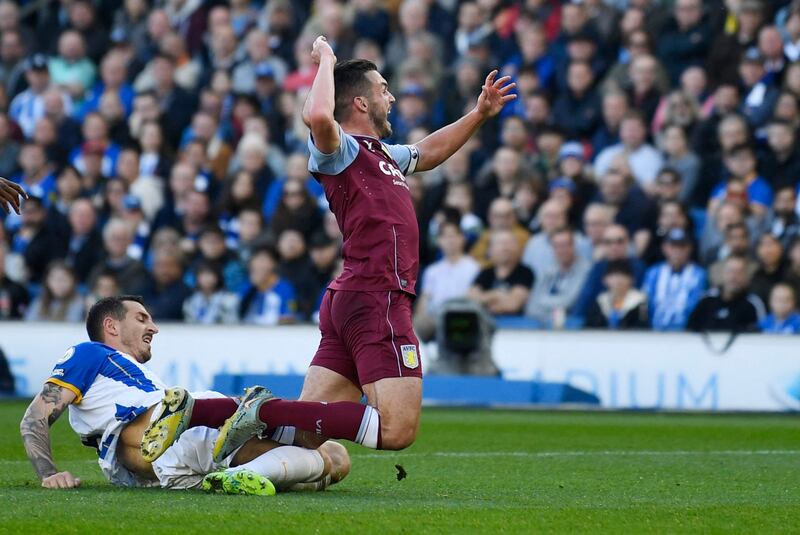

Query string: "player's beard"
[[368, 102, 392, 139]]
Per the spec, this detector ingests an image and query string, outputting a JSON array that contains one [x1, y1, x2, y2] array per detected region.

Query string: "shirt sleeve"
[[46, 343, 107, 403], [307, 124, 360, 175], [385, 143, 420, 175]]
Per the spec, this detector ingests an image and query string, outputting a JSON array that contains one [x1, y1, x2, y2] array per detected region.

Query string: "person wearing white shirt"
[[593, 111, 664, 191], [414, 220, 480, 341]]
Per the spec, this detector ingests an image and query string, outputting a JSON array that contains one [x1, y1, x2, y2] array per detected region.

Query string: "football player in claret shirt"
[[140, 35, 515, 463]]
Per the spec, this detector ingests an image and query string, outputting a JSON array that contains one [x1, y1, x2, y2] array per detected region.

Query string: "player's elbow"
[[307, 108, 335, 130]]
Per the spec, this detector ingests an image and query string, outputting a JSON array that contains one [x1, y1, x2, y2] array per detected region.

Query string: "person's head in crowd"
[[524, 90, 551, 127], [601, 91, 629, 132], [487, 198, 517, 232], [674, 0, 704, 30], [602, 224, 631, 261], [583, 203, 616, 247], [248, 246, 279, 290], [789, 236, 800, 272], [19, 142, 48, 179], [721, 254, 751, 297], [766, 119, 796, 159], [199, 89, 223, 119], [237, 133, 269, 175], [354, 38, 384, 71], [194, 262, 224, 297], [663, 228, 693, 270], [557, 141, 586, 179], [769, 282, 797, 321], [620, 8, 646, 38], [82, 140, 107, 186], [1, 29, 25, 65], [536, 199, 568, 236], [181, 139, 209, 170], [122, 194, 145, 226], [739, 47, 766, 88], [132, 92, 161, 125], [237, 208, 264, 245], [232, 94, 259, 126], [280, 177, 313, 214], [599, 170, 632, 207], [207, 4, 231, 32], [159, 31, 189, 64], [756, 232, 784, 271], [723, 143, 757, 181], [39, 261, 80, 319], [550, 227, 577, 270], [441, 146, 471, 184], [57, 30, 87, 64], [619, 111, 648, 150], [518, 23, 548, 63], [219, 170, 259, 215], [561, 0, 588, 35], [149, 226, 181, 258], [711, 84, 741, 116], [456, 0, 482, 34], [68, 198, 97, 237], [717, 114, 750, 153], [662, 91, 700, 129], [152, 248, 184, 288], [437, 219, 467, 260], [772, 186, 797, 221], [660, 123, 692, 161], [515, 66, 541, 99], [283, 152, 309, 182], [277, 229, 307, 263], [184, 189, 211, 227], [603, 259, 635, 300], [491, 147, 523, 185], [629, 54, 659, 95], [488, 228, 521, 269], [56, 165, 83, 204], [169, 162, 197, 202], [83, 112, 110, 144], [714, 200, 746, 231], [785, 63, 800, 97], [191, 111, 218, 144], [774, 91, 800, 126], [245, 29, 271, 63], [680, 66, 707, 100], [33, 116, 58, 150], [20, 194, 46, 230], [566, 60, 595, 97], [309, 232, 339, 274], [444, 181, 475, 216], [68, 0, 97, 32], [103, 218, 134, 261], [737, 0, 764, 36], [198, 224, 227, 262], [758, 25, 784, 62], [454, 57, 482, 97], [99, 91, 126, 126], [567, 29, 598, 64], [88, 270, 120, 304], [151, 53, 176, 93], [0, 0, 21, 33], [653, 167, 682, 202], [656, 200, 690, 232], [24, 53, 49, 94], [724, 221, 751, 257], [500, 116, 529, 153], [515, 178, 544, 222], [115, 146, 140, 185]]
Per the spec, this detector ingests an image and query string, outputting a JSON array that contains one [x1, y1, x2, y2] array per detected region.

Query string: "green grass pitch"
[[0, 400, 798, 534]]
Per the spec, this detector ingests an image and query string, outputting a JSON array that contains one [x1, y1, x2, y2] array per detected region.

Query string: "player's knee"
[[379, 424, 417, 450], [320, 441, 351, 483]]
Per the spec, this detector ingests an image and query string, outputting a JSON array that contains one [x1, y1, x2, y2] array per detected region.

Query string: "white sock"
[[270, 426, 296, 445], [355, 406, 380, 448], [228, 446, 325, 490]]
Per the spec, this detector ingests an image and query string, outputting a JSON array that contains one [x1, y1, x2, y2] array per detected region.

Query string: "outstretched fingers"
[[484, 69, 498, 88]]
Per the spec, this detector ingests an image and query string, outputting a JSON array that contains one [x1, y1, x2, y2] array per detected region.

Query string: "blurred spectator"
[[642, 228, 707, 331], [656, 0, 711, 85], [572, 224, 646, 320], [738, 48, 780, 129], [10, 54, 68, 138], [759, 282, 800, 334], [183, 262, 239, 325], [708, 222, 759, 286], [12, 195, 67, 283], [470, 198, 530, 268], [468, 229, 534, 317], [551, 60, 601, 140], [525, 227, 591, 327], [582, 203, 616, 260], [189, 224, 246, 293], [750, 233, 788, 306], [235, 208, 266, 265], [766, 186, 800, 248], [626, 55, 663, 126], [658, 124, 699, 205], [13, 142, 57, 201], [522, 199, 592, 277], [761, 119, 800, 191], [555, 141, 598, 224], [89, 217, 149, 294], [276, 229, 318, 321], [0, 244, 28, 318], [269, 177, 322, 242], [262, 152, 323, 222], [585, 259, 649, 329], [352, 0, 391, 50], [595, 169, 654, 236], [594, 112, 664, 191], [65, 198, 104, 284], [639, 200, 692, 266], [592, 91, 628, 155], [150, 53, 196, 147], [48, 30, 96, 102], [83, 269, 120, 311], [415, 220, 480, 342], [80, 51, 135, 121], [707, 0, 764, 86], [708, 143, 773, 219], [688, 254, 765, 332], [0, 29, 27, 99], [240, 246, 297, 326], [474, 147, 527, 221], [25, 261, 84, 322], [0, 113, 19, 177], [142, 248, 192, 321]]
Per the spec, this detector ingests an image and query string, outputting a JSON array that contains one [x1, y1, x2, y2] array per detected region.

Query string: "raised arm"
[[414, 71, 516, 173], [20, 382, 80, 488], [0, 176, 27, 214], [302, 36, 340, 154]]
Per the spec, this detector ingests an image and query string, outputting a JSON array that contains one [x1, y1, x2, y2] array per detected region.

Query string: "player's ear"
[[354, 96, 368, 113], [102, 316, 119, 338]]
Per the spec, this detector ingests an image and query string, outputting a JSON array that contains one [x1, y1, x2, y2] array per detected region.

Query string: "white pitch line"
[[351, 450, 800, 459]]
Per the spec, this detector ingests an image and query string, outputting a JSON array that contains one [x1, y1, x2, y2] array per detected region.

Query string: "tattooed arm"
[[19, 382, 81, 488]]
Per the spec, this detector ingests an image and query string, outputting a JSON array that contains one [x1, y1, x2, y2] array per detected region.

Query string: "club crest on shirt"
[[55, 346, 75, 365], [400, 344, 419, 369]]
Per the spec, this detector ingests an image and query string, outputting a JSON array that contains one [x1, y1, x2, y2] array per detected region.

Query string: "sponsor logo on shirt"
[[52, 368, 65, 377]]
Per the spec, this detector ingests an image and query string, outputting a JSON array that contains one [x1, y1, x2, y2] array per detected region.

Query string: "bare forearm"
[[415, 109, 485, 172], [303, 55, 337, 126]]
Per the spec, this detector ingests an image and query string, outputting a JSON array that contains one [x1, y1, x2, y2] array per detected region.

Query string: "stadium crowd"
[[1, 0, 800, 335]]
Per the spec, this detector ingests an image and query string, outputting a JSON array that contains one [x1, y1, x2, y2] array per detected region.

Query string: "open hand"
[[0, 176, 27, 214], [310, 35, 336, 65], [42, 471, 81, 489], [475, 70, 517, 119]]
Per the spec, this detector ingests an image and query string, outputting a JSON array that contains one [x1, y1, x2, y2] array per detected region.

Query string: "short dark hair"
[[333, 59, 378, 122], [725, 143, 754, 159], [86, 295, 145, 342], [605, 259, 633, 278]]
